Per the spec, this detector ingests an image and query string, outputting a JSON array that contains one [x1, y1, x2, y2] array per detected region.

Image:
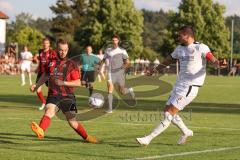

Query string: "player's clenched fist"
[[30, 84, 37, 92]]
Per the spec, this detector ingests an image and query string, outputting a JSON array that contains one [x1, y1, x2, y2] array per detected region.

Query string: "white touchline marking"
[[90, 121, 240, 131], [190, 126, 240, 131], [1, 117, 240, 131], [126, 146, 240, 160], [190, 106, 240, 110]]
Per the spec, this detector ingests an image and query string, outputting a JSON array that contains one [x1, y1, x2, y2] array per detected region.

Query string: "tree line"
[[6, 0, 240, 60]]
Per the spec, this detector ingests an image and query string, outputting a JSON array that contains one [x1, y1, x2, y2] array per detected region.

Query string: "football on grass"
[[88, 93, 104, 108]]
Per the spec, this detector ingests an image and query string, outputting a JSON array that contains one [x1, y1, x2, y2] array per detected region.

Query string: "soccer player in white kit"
[[97, 49, 106, 82], [20, 46, 33, 86], [103, 35, 135, 113], [136, 26, 219, 145]]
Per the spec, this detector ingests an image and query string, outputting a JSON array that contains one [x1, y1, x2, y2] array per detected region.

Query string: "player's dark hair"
[[43, 37, 50, 42], [86, 45, 92, 48], [179, 26, 195, 38], [112, 34, 120, 40], [57, 39, 68, 46]]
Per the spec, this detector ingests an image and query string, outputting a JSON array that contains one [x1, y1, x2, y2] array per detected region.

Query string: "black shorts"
[[81, 71, 95, 83], [36, 72, 48, 86], [46, 95, 77, 113]]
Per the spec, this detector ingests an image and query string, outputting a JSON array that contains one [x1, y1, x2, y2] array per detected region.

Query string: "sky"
[[0, 0, 239, 21]]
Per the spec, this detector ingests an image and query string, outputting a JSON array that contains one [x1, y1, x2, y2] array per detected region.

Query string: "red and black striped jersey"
[[38, 49, 57, 73], [47, 58, 80, 96]]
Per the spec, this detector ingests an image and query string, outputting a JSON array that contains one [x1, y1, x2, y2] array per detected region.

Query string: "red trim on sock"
[[74, 123, 88, 139], [39, 115, 51, 131], [37, 91, 46, 104]]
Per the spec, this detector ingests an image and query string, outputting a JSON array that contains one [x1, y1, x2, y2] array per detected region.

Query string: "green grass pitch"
[[0, 75, 240, 160]]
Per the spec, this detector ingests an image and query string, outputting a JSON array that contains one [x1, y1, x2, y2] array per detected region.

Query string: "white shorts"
[[108, 70, 125, 86], [21, 63, 31, 72], [166, 85, 199, 110]]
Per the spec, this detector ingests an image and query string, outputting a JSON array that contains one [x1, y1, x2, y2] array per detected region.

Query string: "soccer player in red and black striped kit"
[[30, 39, 98, 143], [35, 38, 56, 110]]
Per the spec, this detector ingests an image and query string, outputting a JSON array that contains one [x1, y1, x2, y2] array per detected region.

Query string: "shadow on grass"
[[0, 132, 84, 143], [0, 94, 239, 123]]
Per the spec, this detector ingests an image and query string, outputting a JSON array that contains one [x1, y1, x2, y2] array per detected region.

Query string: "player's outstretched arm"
[[30, 73, 48, 92], [206, 53, 220, 69], [148, 56, 173, 75]]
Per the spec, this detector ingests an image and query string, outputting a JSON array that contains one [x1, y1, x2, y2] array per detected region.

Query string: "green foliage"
[[169, 0, 230, 58], [142, 9, 170, 56], [75, 0, 143, 57], [50, 0, 87, 42], [6, 12, 52, 46], [6, 13, 34, 44], [141, 47, 158, 61], [31, 18, 53, 38], [226, 15, 240, 54], [15, 26, 44, 54]]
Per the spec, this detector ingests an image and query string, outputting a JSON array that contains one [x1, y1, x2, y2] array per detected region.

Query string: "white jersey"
[[135, 58, 140, 64], [171, 42, 210, 86], [21, 51, 33, 65], [97, 54, 104, 60], [104, 47, 128, 73], [154, 59, 160, 65]]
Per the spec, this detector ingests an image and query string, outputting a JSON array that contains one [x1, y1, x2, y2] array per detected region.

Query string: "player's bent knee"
[[164, 112, 173, 122], [37, 87, 42, 92], [164, 105, 179, 115], [68, 120, 78, 129], [171, 114, 182, 124], [44, 104, 57, 118]]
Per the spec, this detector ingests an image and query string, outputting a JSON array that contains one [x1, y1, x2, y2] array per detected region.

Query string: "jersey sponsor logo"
[[176, 96, 183, 104], [181, 55, 195, 61], [48, 62, 55, 67], [50, 72, 63, 76]]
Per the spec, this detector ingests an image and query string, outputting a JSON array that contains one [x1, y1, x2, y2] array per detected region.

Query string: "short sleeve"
[[20, 52, 24, 58], [70, 62, 80, 80], [201, 44, 211, 58], [171, 46, 180, 59], [29, 52, 33, 58], [104, 48, 111, 55], [122, 50, 129, 60], [94, 55, 100, 64]]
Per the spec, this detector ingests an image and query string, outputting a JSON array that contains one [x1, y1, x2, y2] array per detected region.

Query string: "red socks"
[[39, 115, 87, 139], [74, 123, 88, 139], [39, 115, 51, 131], [37, 91, 46, 104]]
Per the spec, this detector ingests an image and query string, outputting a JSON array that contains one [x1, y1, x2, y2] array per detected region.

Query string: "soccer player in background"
[[136, 26, 219, 145], [79, 45, 100, 96], [20, 46, 33, 86], [35, 38, 56, 110], [97, 49, 106, 82], [102, 35, 135, 113], [30, 39, 97, 143]]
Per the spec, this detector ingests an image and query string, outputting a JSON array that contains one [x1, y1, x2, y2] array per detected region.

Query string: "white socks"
[[98, 75, 102, 82], [21, 73, 25, 85], [139, 113, 192, 145], [29, 73, 32, 85], [21, 73, 32, 85], [148, 112, 173, 140], [172, 114, 190, 135]]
